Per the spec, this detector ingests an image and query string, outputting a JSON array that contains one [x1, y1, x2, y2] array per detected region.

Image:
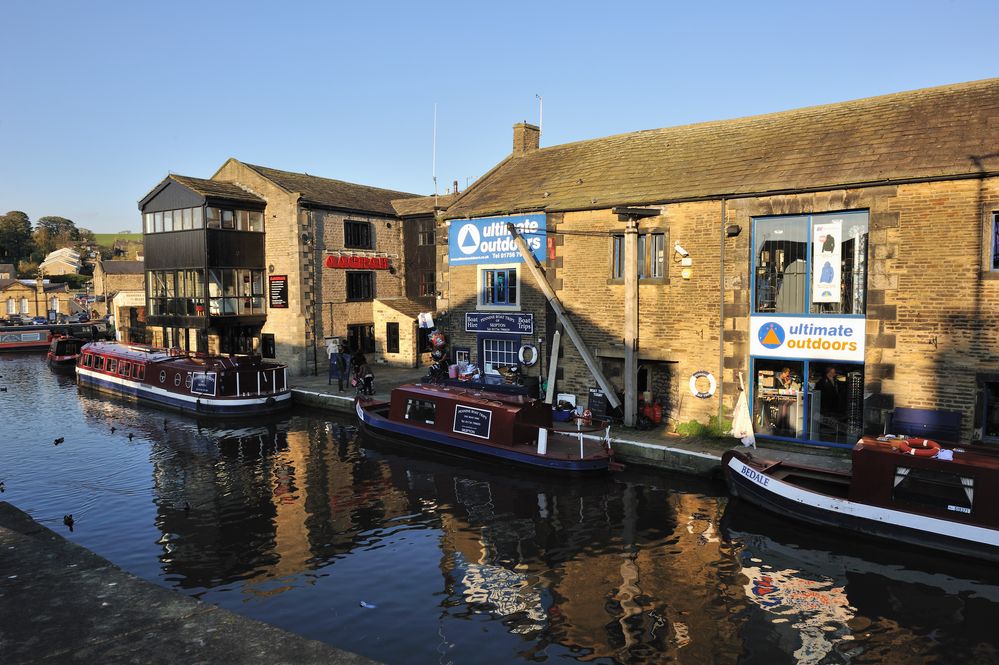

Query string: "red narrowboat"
[[47, 335, 87, 369]]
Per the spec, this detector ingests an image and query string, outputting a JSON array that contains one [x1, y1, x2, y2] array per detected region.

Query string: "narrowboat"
[[355, 383, 615, 473], [723, 436, 999, 563], [76, 341, 291, 416], [0, 325, 52, 351], [47, 335, 87, 368]]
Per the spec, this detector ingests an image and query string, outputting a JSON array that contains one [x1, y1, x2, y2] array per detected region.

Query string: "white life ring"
[[518, 344, 539, 367], [689, 371, 717, 399]]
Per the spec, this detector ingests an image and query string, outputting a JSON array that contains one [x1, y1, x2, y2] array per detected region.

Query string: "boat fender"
[[689, 371, 717, 399], [899, 437, 941, 457], [518, 344, 539, 367]]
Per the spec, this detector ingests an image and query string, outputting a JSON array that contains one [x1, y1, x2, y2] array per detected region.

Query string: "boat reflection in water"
[[61, 383, 999, 663], [722, 500, 999, 664]]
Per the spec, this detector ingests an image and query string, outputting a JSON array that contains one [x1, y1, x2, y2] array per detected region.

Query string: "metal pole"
[[623, 218, 638, 427], [545, 329, 561, 404], [506, 223, 622, 410]]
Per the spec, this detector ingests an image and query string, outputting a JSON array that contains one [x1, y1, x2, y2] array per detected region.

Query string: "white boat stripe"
[[77, 367, 290, 406], [728, 456, 999, 546]]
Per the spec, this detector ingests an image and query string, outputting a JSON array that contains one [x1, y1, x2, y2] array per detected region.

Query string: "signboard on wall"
[[448, 214, 546, 266], [465, 312, 534, 335], [811, 220, 842, 303], [453, 405, 492, 439], [268, 275, 288, 309], [324, 255, 390, 269], [750, 316, 865, 362]]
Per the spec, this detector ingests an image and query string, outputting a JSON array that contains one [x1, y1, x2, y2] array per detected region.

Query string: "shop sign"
[[750, 316, 864, 362], [268, 275, 288, 309], [324, 255, 390, 269], [448, 214, 546, 266], [811, 220, 842, 303], [453, 405, 492, 439], [465, 312, 534, 335]]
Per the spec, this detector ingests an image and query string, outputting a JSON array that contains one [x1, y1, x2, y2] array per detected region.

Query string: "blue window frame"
[[481, 268, 517, 307]]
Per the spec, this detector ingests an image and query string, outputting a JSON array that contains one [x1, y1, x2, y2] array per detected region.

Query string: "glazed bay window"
[[344, 220, 374, 249], [207, 269, 265, 316], [347, 271, 374, 301], [611, 232, 666, 280], [147, 270, 210, 316], [753, 211, 869, 315], [481, 268, 517, 307]]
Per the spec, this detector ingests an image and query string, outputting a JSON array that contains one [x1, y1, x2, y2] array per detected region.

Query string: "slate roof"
[[0, 263, 15, 276], [392, 193, 457, 217], [446, 78, 999, 219], [99, 260, 144, 275], [167, 175, 265, 205], [242, 163, 421, 216]]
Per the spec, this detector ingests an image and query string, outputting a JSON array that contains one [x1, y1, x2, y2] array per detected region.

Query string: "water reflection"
[[4, 352, 999, 664]]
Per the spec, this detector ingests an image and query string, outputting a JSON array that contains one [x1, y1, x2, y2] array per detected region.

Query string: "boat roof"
[[81, 341, 287, 370], [83, 341, 173, 362], [393, 383, 543, 409]]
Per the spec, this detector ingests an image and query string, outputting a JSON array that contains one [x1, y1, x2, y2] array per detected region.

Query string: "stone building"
[[1, 278, 75, 319], [139, 159, 436, 374], [442, 78, 999, 446], [93, 259, 144, 316]]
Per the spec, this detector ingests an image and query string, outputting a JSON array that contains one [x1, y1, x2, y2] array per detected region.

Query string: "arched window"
[[5, 298, 14, 315], [19, 297, 28, 314]]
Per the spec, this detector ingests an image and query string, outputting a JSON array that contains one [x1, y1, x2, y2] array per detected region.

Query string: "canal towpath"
[[0, 502, 377, 665], [288, 366, 851, 477]]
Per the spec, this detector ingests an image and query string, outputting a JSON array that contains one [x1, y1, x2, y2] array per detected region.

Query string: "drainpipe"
[[718, 198, 727, 418]]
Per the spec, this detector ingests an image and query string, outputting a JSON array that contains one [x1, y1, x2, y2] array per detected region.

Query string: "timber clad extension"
[[443, 78, 999, 445]]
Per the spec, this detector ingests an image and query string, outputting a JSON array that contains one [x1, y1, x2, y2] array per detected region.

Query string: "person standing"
[[329, 345, 348, 391], [354, 354, 374, 396]]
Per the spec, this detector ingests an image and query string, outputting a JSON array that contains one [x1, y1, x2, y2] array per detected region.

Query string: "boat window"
[[135, 365, 145, 381], [81, 353, 92, 367], [94, 355, 104, 370], [404, 398, 437, 425], [122, 363, 131, 378], [893, 466, 973, 514], [107, 359, 118, 374]]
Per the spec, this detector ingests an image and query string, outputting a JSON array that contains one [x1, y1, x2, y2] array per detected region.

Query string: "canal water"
[[3, 353, 999, 664]]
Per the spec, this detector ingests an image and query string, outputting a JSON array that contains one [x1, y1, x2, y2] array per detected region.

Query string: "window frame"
[[417, 219, 435, 246], [989, 211, 999, 274], [478, 265, 519, 310], [482, 337, 520, 374], [385, 321, 400, 354], [346, 271, 375, 302], [610, 230, 668, 283], [344, 220, 374, 249], [419, 270, 436, 297]]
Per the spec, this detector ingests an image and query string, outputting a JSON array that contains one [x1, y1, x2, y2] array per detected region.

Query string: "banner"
[[750, 316, 864, 362], [448, 214, 546, 266], [811, 220, 842, 303]]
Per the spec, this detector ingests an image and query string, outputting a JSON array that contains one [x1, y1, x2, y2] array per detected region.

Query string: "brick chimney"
[[513, 122, 540, 155]]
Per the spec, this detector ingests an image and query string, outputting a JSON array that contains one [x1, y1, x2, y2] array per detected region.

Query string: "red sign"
[[324, 256, 390, 270]]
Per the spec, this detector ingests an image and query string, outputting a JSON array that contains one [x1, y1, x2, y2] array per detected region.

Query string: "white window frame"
[[476, 263, 520, 312], [20, 297, 28, 314], [482, 338, 519, 375]]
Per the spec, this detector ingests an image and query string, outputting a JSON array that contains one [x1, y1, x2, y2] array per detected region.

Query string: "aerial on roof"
[[446, 78, 999, 219], [392, 193, 457, 217], [165, 175, 266, 205], [240, 162, 421, 216]]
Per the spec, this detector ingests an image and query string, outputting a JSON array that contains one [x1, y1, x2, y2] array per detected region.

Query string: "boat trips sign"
[[449, 214, 546, 266], [750, 316, 865, 362]]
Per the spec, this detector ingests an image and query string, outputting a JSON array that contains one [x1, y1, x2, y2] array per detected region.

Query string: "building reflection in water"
[[73, 389, 999, 663]]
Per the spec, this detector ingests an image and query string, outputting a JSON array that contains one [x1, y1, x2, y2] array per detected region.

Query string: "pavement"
[[288, 365, 852, 478], [0, 502, 377, 665]]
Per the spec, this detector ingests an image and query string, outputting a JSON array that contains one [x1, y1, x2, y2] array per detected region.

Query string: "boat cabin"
[[850, 438, 999, 528], [389, 384, 552, 446]]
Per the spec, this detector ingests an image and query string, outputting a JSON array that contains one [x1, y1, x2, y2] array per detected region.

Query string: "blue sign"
[[448, 214, 546, 266], [465, 312, 534, 335], [453, 405, 492, 439], [758, 322, 785, 349], [191, 371, 217, 396]]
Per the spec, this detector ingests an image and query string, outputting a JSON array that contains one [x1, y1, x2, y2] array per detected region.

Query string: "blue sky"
[[1, 0, 996, 233]]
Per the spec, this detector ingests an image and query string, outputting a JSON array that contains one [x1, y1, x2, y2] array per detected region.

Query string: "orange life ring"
[[898, 438, 941, 457]]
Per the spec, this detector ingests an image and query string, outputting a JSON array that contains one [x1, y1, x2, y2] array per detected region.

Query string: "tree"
[[0, 211, 35, 264], [76, 227, 96, 243], [33, 216, 78, 256]]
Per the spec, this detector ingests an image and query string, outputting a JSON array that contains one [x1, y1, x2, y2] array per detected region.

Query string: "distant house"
[[39, 248, 82, 275], [1, 279, 76, 318], [0, 264, 15, 280], [93, 259, 144, 316]]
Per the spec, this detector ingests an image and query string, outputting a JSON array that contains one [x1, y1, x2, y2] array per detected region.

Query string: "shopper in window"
[[814, 367, 841, 415]]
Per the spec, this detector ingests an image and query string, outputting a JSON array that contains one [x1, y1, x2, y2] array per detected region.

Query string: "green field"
[[93, 232, 142, 248]]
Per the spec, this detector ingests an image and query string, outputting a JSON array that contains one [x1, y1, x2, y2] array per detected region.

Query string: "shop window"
[[753, 211, 868, 314], [754, 359, 805, 439], [346, 272, 374, 301], [893, 467, 973, 513], [418, 220, 435, 246], [404, 398, 437, 424], [807, 363, 864, 444], [344, 220, 374, 249], [481, 268, 517, 307], [991, 212, 999, 271], [482, 338, 518, 373], [419, 271, 436, 297], [386, 322, 400, 354], [347, 323, 375, 354]]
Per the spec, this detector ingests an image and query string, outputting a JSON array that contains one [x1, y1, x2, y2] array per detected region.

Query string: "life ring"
[[898, 438, 941, 457], [689, 371, 717, 399], [518, 344, 539, 367]]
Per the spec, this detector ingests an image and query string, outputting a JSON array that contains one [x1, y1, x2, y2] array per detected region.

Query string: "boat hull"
[[356, 399, 610, 473], [77, 366, 292, 416], [723, 450, 999, 563]]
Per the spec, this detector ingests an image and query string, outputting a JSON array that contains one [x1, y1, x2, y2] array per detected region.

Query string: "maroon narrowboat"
[[76, 341, 291, 416], [723, 436, 999, 563], [0, 325, 52, 351], [47, 335, 86, 369], [356, 383, 615, 473]]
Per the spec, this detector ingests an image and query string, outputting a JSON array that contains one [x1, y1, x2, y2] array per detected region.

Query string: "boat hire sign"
[[750, 316, 865, 362], [453, 405, 492, 439], [465, 312, 534, 335], [448, 214, 546, 266]]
